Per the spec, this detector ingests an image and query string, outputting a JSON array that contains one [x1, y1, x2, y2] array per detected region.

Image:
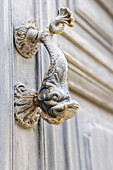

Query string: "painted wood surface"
[[0, 0, 13, 169], [0, 0, 113, 169]]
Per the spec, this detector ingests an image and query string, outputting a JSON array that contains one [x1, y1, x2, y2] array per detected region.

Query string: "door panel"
[[13, 1, 41, 170], [10, 0, 113, 170], [84, 123, 113, 170], [13, 0, 79, 170]]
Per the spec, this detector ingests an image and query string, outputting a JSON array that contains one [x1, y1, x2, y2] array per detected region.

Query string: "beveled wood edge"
[[62, 28, 113, 73], [74, 0, 113, 44], [69, 80, 113, 112], [63, 51, 113, 112], [64, 51, 113, 92]]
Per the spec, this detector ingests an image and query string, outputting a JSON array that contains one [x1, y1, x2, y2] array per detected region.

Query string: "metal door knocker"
[[14, 7, 79, 128]]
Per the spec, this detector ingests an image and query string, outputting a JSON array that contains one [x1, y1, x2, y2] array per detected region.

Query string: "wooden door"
[[0, 0, 113, 170]]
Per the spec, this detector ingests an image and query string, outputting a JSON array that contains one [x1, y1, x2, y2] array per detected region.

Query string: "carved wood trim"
[[62, 28, 113, 73]]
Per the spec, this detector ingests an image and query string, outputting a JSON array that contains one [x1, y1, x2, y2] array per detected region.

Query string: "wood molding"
[[63, 27, 113, 73], [63, 52, 113, 112], [69, 80, 113, 112], [74, 0, 113, 45], [83, 122, 113, 169], [65, 51, 113, 92], [95, 0, 113, 17], [74, 13, 113, 54], [0, 0, 14, 169]]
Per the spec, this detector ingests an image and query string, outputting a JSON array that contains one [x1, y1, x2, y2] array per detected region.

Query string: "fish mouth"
[[40, 100, 79, 125], [65, 101, 79, 109], [48, 100, 79, 116]]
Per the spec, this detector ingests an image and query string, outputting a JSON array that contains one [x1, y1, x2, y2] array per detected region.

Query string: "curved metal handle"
[[14, 7, 79, 128]]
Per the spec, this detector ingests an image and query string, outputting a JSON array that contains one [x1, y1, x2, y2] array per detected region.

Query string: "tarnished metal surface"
[[14, 85, 40, 128], [14, 7, 79, 128], [14, 20, 40, 58]]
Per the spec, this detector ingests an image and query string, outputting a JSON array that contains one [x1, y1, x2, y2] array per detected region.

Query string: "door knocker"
[[14, 7, 79, 128]]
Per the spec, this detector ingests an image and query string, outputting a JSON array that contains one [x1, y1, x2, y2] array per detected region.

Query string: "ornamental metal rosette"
[[14, 7, 79, 128]]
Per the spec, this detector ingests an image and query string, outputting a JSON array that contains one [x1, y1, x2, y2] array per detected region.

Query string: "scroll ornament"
[[14, 7, 79, 128]]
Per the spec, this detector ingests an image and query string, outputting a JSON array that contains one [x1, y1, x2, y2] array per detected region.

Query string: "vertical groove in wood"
[[8, 0, 14, 169], [0, 0, 14, 169], [66, 0, 75, 12], [44, 125, 57, 170], [41, 1, 58, 170], [33, 0, 44, 89], [0, 1, 9, 169], [63, 121, 75, 170], [62, 0, 68, 8], [55, 125, 68, 170], [75, 115, 82, 170]]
